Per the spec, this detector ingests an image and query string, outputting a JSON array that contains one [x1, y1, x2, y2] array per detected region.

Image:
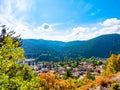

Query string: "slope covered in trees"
[[22, 34, 120, 61]]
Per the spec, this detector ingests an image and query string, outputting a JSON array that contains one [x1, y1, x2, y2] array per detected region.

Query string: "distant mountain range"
[[22, 34, 120, 61]]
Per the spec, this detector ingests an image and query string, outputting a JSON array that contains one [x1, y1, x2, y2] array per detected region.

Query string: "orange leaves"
[[39, 72, 55, 89], [40, 72, 55, 80], [96, 76, 113, 87], [38, 72, 76, 90]]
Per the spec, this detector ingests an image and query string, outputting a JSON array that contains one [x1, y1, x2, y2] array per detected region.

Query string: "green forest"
[[22, 34, 120, 61]]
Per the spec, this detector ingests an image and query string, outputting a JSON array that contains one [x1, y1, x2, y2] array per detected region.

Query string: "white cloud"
[[0, 0, 120, 42], [0, 0, 65, 41], [0, 0, 34, 38], [36, 23, 52, 31], [65, 18, 120, 41], [100, 18, 120, 26], [65, 26, 96, 41], [0, 0, 33, 14]]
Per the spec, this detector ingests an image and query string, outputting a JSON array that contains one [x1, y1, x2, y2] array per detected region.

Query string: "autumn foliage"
[[38, 72, 76, 90], [103, 54, 120, 76]]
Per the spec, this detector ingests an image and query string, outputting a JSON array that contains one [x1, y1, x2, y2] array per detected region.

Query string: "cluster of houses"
[[23, 58, 106, 79]]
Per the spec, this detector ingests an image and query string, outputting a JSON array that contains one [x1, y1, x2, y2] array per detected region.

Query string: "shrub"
[[110, 83, 120, 90]]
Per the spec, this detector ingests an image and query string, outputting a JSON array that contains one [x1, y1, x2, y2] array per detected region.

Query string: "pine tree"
[[0, 25, 22, 47]]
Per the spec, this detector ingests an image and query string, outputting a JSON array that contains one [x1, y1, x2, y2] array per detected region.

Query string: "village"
[[22, 58, 106, 79]]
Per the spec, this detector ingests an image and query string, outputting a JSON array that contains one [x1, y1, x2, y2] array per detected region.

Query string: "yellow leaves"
[[0, 36, 24, 62], [103, 54, 120, 76], [0, 33, 39, 89]]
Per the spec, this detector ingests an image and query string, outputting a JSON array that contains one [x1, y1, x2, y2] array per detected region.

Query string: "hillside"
[[64, 34, 120, 58], [22, 34, 120, 61]]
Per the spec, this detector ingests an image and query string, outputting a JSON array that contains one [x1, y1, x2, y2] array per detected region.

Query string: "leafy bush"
[[111, 83, 120, 90]]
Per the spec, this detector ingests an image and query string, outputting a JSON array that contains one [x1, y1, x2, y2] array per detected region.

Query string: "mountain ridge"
[[22, 34, 120, 61]]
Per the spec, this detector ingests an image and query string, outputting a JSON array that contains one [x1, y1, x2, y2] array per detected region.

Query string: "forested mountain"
[[22, 34, 120, 61]]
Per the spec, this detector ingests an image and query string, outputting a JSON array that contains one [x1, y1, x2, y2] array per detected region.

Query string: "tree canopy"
[[0, 26, 38, 89], [0, 25, 22, 47], [103, 54, 120, 76]]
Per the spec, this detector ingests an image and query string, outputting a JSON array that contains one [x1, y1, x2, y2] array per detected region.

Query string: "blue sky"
[[0, 0, 120, 41]]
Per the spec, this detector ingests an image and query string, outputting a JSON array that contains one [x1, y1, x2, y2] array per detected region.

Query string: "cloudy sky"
[[0, 0, 120, 41]]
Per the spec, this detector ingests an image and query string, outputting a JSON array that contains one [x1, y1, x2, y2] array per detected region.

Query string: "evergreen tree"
[[0, 25, 22, 47], [63, 69, 73, 79], [85, 73, 95, 80]]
